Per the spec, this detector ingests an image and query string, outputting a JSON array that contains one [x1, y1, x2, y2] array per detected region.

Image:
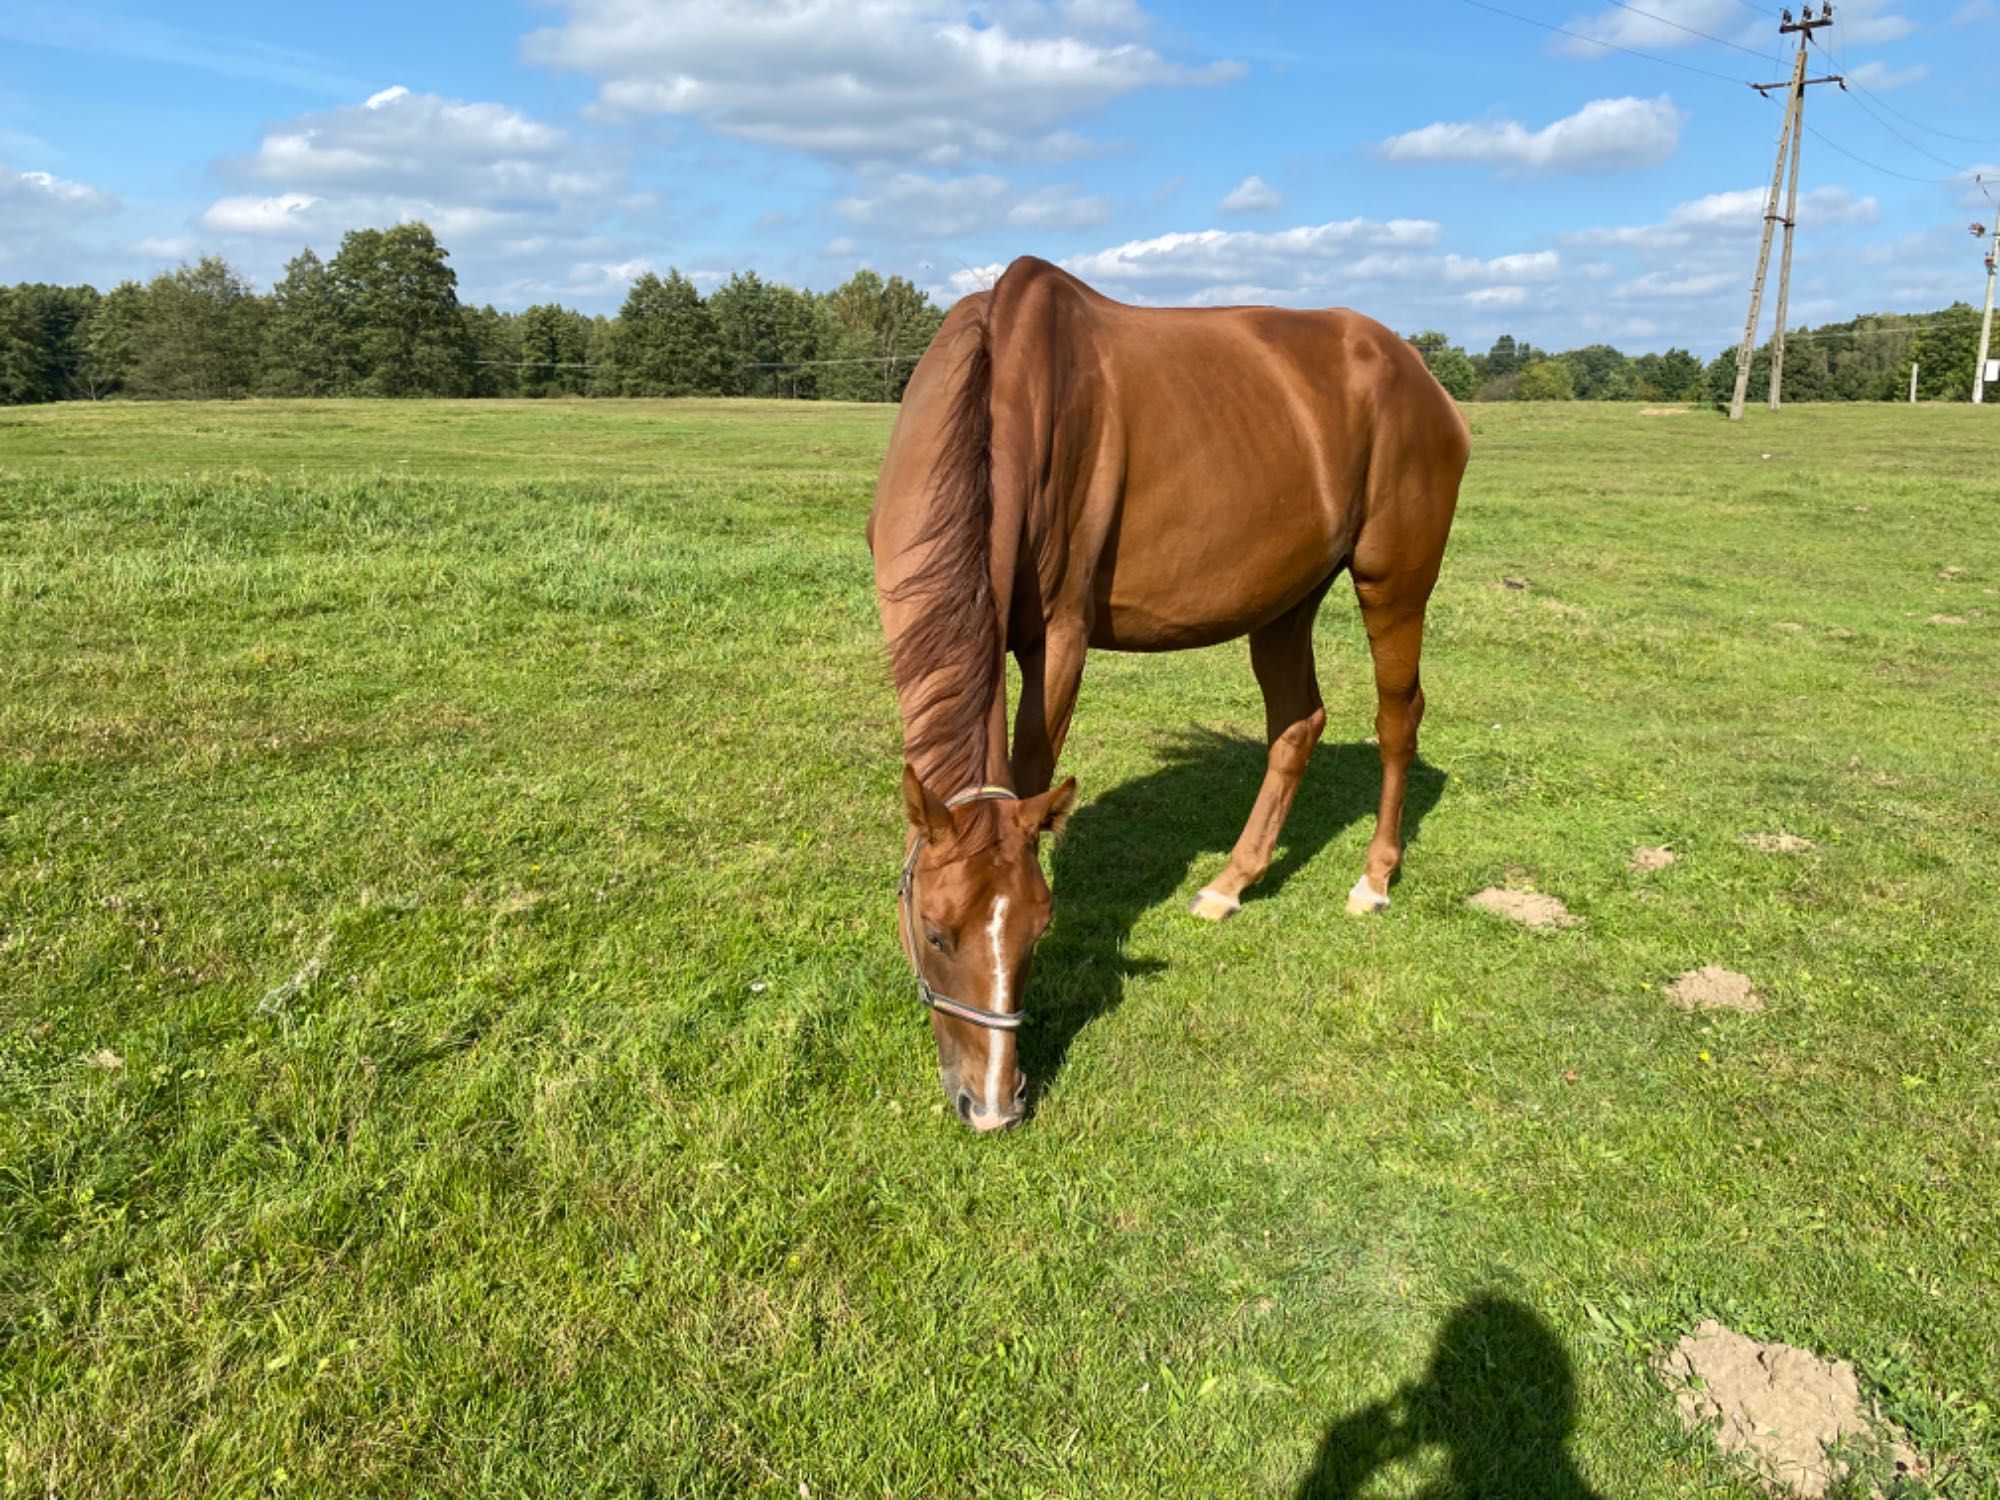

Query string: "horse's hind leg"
[[1189, 588, 1329, 921], [1346, 579, 1431, 915]]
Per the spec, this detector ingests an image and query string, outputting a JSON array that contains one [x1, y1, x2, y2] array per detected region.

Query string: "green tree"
[[516, 303, 592, 397], [328, 223, 470, 397], [610, 271, 723, 396], [1485, 334, 1525, 379], [1652, 347, 1703, 401], [126, 258, 262, 400], [1409, 331, 1475, 400], [1902, 303, 1983, 401], [816, 270, 944, 401], [1516, 358, 1575, 401], [84, 281, 148, 398], [461, 305, 519, 398], [0, 283, 100, 403], [261, 249, 349, 396], [1560, 344, 1633, 401], [710, 271, 784, 396]]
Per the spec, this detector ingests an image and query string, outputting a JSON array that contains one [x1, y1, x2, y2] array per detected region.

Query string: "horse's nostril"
[[954, 1089, 975, 1124], [1013, 1076, 1029, 1105]]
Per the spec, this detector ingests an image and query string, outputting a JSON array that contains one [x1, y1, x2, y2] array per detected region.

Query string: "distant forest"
[[0, 221, 1990, 405]]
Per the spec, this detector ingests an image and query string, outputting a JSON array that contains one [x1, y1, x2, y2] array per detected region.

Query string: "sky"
[[2, 0, 1996, 355]]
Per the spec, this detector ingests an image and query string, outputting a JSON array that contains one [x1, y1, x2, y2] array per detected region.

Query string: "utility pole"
[[1973, 180, 1998, 404], [1730, 4, 1844, 422]]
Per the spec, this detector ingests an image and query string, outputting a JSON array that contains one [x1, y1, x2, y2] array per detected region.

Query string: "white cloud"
[[939, 217, 1580, 314], [235, 87, 605, 205], [1219, 174, 1282, 213], [1555, 0, 1766, 55], [1565, 184, 1878, 248], [836, 170, 1109, 237], [1847, 60, 1928, 89], [837, 172, 1011, 235], [0, 164, 119, 271], [524, 0, 1242, 164], [1007, 184, 1111, 230], [1613, 268, 1737, 299], [191, 86, 637, 301], [1, 164, 116, 224], [201, 192, 323, 234], [1381, 96, 1680, 174], [133, 235, 198, 258], [1064, 218, 1440, 288]]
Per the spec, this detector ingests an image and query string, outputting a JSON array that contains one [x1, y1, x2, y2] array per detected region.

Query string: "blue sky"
[[3, 0, 1995, 354]]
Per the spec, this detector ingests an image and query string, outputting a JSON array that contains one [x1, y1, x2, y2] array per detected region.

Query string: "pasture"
[[2, 398, 1998, 1496]]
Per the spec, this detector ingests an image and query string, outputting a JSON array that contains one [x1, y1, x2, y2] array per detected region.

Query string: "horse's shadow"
[[1022, 730, 1445, 1097], [1294, 1293, 1605, 1498]]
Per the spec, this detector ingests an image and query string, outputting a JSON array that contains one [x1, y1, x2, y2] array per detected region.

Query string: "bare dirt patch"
[[1628, 845, 1677, 873], [1938, 565, 1965, 581], [1667, 965, 1762, 1013], [1500, 575, 1531, 591], [1773, 621, 1805, 633], [1467, 887, 1578, 931], [1655, 1321, 1918, 1497], [1927, 613, 1967, 625], [1639, 406, 1688, 416], [1743, 832, 1816, 854]]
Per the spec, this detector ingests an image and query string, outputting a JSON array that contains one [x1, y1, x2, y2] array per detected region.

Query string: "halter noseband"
[[899, 784, 1024, 1032]]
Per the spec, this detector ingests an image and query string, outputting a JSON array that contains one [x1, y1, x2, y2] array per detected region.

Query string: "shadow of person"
[[1295, 1294, 1605, 1499], [1021, 728, 1446, 1102]]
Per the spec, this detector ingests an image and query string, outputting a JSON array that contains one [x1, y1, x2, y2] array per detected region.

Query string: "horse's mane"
[[884, 325, 998, 802]]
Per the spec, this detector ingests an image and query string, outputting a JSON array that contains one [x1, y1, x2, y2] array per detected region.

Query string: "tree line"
[[1, 220, 1988, 406], [1411, 307, 1992, 406], [0, 222, 945, 405]]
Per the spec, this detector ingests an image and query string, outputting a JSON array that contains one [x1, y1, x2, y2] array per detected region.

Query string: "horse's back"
[[996, 267, 1464, 648]]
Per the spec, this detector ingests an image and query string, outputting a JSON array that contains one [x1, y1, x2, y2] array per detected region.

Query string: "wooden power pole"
[[1973, 189, 1998, 404], [1729, 4, 1844, 422]]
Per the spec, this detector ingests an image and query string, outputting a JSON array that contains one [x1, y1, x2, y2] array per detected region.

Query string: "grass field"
[[3, 397, 1998, 1497]]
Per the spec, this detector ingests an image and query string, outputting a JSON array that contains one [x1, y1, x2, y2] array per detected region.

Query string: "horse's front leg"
[[1009, 626, 1087, 796]]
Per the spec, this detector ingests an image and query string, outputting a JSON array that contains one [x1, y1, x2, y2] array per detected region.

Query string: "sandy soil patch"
[[1639, 406, 1688, 416], [1628, 846, 1676, 873], [1938, 565, 1964, 581], [1773, 621, 1805, 632], [1667, 965, 1761, 1012], [1655, 1321, 1918, 1497], [1743, 832, 1816, 854], [1927, 613, 1966, 625], [1500, 576, 1531, 591], [1467, 887, 1578, 930]]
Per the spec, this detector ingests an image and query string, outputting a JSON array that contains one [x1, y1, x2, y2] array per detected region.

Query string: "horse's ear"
[[1018, 777, 1077, 839], [902, 764, 954, 844]]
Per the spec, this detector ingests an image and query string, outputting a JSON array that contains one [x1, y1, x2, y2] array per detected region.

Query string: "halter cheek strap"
[[899, 785, 1024, 1032]]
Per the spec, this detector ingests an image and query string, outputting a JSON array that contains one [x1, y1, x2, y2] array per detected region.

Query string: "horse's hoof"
[[1345, 876, 1390, 916], [1188, 888, 1241, 922]]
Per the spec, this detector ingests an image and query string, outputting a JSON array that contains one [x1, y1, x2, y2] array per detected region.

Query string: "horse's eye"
[[925, 928, 947, 952]]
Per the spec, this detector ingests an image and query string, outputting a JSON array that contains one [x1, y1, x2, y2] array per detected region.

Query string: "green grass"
[[2, 397, 1997, 1497]]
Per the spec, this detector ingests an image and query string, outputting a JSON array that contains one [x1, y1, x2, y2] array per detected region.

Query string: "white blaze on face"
[[983, 896, 1011, 1115]]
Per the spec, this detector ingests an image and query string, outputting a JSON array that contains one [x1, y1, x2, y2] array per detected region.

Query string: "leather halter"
[[898, 784, 1024, 1032]]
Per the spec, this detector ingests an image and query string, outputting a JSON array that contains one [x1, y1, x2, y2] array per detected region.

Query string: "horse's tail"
[[884, 300, 998, 795]]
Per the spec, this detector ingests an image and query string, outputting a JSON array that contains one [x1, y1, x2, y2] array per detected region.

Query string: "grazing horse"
[[868, 257, 1469, 1132]]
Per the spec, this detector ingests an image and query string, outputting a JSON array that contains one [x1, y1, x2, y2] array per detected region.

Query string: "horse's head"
[[898, 766, 1076, 1132]]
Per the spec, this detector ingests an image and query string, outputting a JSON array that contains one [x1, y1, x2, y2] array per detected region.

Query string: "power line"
[[1816, 46, 2000, 146], [1592, 0, 1782, 63], [1800, 119, 1964, 184], [1455, 0, 1755, 85], [1805, 34, 1983, 171]]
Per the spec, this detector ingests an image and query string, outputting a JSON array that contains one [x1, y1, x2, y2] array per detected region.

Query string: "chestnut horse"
[[868, 257, 1468, 1131]]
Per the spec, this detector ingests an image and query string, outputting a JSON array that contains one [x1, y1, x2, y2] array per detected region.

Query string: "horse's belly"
[[1086, 487, 1346, 652]]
